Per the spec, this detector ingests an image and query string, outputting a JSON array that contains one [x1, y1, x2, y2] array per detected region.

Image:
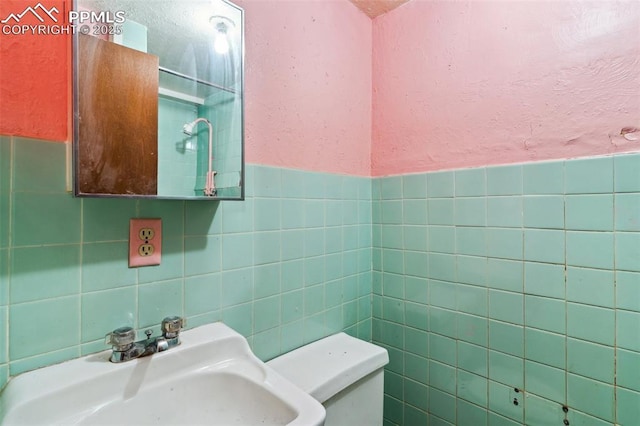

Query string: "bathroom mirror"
[[73, 0, 244, 199]]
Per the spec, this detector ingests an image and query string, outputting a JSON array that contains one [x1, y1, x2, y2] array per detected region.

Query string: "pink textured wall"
[[0, 0, 69, 142], [1, 0, 372, 176], [238, 0, 372, 176], [372, 1, 640, 176]]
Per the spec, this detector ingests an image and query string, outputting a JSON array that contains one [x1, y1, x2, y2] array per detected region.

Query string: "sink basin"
[[0, 322, 325, 426]]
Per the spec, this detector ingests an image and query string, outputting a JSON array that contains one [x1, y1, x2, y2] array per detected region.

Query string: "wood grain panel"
[[77, 34, 159, 195]]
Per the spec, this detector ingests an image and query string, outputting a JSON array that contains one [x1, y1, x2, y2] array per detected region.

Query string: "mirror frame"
[[72, 0, 245, 201]]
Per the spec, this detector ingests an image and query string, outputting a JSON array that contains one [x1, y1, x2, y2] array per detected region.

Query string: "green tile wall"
[[373, 153, 640, 426], [2, 134, 639, 426], [0, 136, 372, 390]]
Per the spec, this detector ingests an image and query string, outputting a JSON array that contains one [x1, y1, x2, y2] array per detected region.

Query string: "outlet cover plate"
[[129, 218, 162, 267]]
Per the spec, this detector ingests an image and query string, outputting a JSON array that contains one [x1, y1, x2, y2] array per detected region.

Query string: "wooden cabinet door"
[[77, 34, 159, 196]]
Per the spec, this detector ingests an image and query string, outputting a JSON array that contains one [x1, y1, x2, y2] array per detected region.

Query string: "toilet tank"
[[267, 333, 389, 426]]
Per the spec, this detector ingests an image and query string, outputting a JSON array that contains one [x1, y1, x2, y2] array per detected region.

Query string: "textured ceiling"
[[348, 0, 411, 18]]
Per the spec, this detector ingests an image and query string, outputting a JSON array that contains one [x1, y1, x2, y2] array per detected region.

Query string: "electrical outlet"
[[129, 218, 162, 267]]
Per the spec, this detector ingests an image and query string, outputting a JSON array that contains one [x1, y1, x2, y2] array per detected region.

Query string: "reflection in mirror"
[[74, 0, 244, 199]]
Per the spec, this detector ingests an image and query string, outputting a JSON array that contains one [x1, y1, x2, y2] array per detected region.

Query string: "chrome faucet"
[[105, 316, 186, 363]]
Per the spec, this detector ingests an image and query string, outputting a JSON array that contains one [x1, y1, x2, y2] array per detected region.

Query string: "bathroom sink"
[[0, 323, 325, 426]]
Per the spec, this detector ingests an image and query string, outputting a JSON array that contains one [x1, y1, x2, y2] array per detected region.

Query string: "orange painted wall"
[[0, 0, 70, 142]]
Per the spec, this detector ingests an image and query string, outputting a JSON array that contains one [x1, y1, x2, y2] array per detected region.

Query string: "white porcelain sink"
[[0, 322, 325, 426]]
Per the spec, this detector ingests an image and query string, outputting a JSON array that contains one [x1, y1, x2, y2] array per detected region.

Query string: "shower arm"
[[185, 118, 216, 196]]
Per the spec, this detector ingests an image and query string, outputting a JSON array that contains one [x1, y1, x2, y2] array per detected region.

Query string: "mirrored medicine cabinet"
[[73, 0, 244, 200]]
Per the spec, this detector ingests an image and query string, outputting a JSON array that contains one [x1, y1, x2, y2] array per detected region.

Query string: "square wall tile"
[[524, 229, 564, 264], [430, 334, 457, 366], [380, 176, 403, 200], [81, 287, 136, 343], [456, 227, 487, 257], [428, 199, 454, 225], [428, 171, 454, 198], [185, 273, 221, 316], [431, 280, 457, 310], [523, 196, 564, 229], [458, 370, 488, 407], [567, 373, 615, 422], [566, 267, 614, 308], [82, 242, 136, 292], [403, 173, 428, 199], [489, 320, 523, 357], [489, 290, 523, 325], [430, 360, 456, 394], [82, 198, 137, 242], [525, 295, 566, 334], [523, 161, 564, 195], [403, 225, 428, 252], [487, 165, 522, 196], [404, 377, 430, 411], [615, 193, 640, 231], [184, 200, 222, 236], [403, 200, 428, 225], [253, 295, 280, 333], [489, 350, 523, 388], [137, 279, 183, 328], [280, 169, 307, 199], [524, 328, 565, 369], [488, 380, 524, 423], [616, 232, 640, 272], [567, 338, 614, 384], [457, 284, 487, 316], [428, 253, 456, 282], [457, 399, 488, 426], [566, 231, 613, 270], [253, 166, 282, 198], [458, 313, 488, 346], [222, 233, 254, 271], [11, 245, 80, 303], [430, 306, 457, 338], [458, 341, 488, 376], [13, 193, 81, 246], [617, 348, 640, 392], [524, 394, 565, 425], [487, 196, 522, 228], [429, 388, 457, 424], [455, 198, 486, 226], [455, 168, 486, 197], [221, 268, 253, 308], [429, 226, 455, 254], [184, 235, 222, 275], [219, 198, 252, 234], [617, 388, 640, 426], [381, 200, 403, 224], [13, 138, 67, 193], [565, 156, 613, 194], [617, 310, 640, 352], [616, 271, 640, 312], [10, 296, 80, 360], [524, 262, 565, 299], [524, 361, 565, 405], [254, 198, 281, 231], [614, 153, 640, 192], [567, 303, 614, 346], [565, 195, 613, 231], [457, 255, 487, 287], [487, 258, 523, 292], [487, 228, 523, 261]]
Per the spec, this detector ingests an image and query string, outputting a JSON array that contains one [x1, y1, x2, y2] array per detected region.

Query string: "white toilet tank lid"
[[267, 333, 389, 404]]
